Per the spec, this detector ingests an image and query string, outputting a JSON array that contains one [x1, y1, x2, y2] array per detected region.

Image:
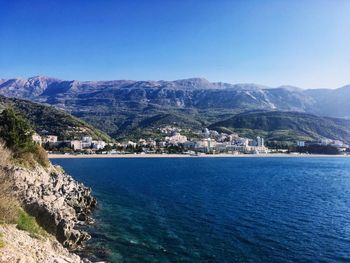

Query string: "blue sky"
[[0, 0, 349, 88]]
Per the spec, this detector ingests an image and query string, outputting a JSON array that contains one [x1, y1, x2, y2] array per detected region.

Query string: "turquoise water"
[[51, 157, 350, 263]]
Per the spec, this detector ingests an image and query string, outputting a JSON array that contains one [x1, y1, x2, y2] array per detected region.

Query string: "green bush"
[[16, 208, 46, 238], [0, 108, 34, 153], [0, 108, 49, 167]]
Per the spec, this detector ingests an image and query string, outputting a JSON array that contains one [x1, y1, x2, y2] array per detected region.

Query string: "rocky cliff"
[[4, 163, 96, 249], [0, 224, 90, 263], [0, 159, 99, 262]]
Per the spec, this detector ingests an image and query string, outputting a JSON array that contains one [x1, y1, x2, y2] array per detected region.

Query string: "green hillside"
[[209, 111, 350, 144], [0, 96, 111, 141]]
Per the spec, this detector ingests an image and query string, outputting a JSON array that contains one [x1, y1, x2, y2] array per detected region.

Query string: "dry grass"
[[0, 141, 10, 167], [0, 180, 18, 224], [0, 232, 4, 248], [0, 142, 19, 224], [0, 143, 47, 239], [6, 143, 50, 170], [33, 145, 49, 167]]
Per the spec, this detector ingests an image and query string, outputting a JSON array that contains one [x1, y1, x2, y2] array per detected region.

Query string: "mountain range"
[[1, 76, 350, 142]]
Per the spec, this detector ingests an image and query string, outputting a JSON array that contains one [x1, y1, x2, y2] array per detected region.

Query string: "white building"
[[127, 141, 137, 148], [82, 136, 92, 143], [138, 139, 147, 146], [44, 135, 58, 144], [195, 138, 217, 152], [70, 140, 82, 151], [184, 141, 196, 149], [331, 140, 346, 147], [256, 136, 264, 147], [296, 140, 305, 147], [235, 138, 250, 147], [228, 134, 239, 141], [92, 140, 106, 150], [148, 140, 157, 147], [319, 138, 332, 145], [159, 126, 181, 135], [158, 141, 167, 147], [81, 136, 93, 148], [32, 133, 42, 145], [165, 132, 187, 145], [202, 128, 210, 138]]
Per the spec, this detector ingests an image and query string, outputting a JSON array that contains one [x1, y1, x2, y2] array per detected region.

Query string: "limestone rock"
[[0, 224, 90, 263], [5, 163, 97, 250]]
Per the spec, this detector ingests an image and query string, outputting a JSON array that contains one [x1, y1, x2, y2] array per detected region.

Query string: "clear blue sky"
[[1, 0, 349, 88]]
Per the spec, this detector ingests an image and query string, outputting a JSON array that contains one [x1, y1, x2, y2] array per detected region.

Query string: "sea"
[[51, 157, 350, 263]]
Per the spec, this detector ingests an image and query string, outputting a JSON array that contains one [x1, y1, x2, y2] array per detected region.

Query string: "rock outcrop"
[[4, 163, 96, 249], [0, 224, 91, 263]]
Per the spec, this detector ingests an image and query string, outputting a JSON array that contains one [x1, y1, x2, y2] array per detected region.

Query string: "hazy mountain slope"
[[0, 76, 314, 111], [304, 85, 350, 118], [209, 111, 350, 144], [0, 95, 111, 141]]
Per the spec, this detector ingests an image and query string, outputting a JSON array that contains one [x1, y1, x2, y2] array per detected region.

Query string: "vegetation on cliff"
[[0, 150, 45, 262], [0, 103, 95, 262], [0, 142, 17, 225], [16, 208, 47, 238], [0, 109, 48, 241], [0, 141, 46, 236], [0, 107, 49, 167]]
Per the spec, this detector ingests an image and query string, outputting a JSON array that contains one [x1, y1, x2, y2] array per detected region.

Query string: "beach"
[[48, 153, 350, 159]]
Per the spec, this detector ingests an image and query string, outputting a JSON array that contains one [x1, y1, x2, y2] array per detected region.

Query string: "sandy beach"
[[48, 153, 350, 159]]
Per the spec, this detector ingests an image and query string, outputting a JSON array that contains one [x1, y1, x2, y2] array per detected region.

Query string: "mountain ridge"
[[2, 75, 349, 90], [1, 76, 350, 139]]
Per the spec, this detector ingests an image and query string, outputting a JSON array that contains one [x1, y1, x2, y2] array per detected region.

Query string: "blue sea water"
[[51, 157, 350, 263]]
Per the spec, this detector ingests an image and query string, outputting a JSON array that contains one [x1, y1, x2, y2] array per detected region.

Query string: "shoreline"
[[0, 159, 97, 262], [48, 153, 350, 159]]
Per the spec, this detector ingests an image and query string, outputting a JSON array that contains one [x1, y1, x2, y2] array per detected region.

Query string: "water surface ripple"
[[51, 157, 350, 263]]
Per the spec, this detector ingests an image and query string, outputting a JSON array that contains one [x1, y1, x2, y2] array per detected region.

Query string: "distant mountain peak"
[[274, 85, 303, 92], [173, 77, 213, 88]]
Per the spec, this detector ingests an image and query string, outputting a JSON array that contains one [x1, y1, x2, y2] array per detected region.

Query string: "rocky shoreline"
[[0, 224, 91, 263], [1, 162, 100, 262]]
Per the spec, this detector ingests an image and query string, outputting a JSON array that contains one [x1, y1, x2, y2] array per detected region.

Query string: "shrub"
[[0, 143, 19, 224], [0, 108, 49, 168], [16, 208, 46, 238], [33, 145, 49, 167], [0, 108, 34, 154]]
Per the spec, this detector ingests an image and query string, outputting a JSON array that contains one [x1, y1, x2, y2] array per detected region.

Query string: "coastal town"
[[32, 126, 350, 156]]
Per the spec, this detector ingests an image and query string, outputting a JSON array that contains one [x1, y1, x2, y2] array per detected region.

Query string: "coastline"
[[0, 159, 98, 262], [49, 153, 350, 159]]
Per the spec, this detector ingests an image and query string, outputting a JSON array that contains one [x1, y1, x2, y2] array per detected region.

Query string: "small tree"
[[0, 108, 48, 167], [0, 108, 35, 155]]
